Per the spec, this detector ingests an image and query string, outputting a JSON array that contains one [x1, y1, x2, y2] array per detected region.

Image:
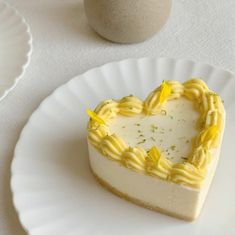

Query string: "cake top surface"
[[108, 97, 199, 163]]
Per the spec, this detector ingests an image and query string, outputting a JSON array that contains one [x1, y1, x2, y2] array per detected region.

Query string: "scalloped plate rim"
[[0, 1, 32, 102]]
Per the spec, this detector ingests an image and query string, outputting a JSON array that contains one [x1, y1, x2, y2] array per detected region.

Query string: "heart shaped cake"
[[86, 78, 225, 221]]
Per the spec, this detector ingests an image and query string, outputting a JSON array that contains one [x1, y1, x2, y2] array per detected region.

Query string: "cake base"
[[90, 165, 194, 221]]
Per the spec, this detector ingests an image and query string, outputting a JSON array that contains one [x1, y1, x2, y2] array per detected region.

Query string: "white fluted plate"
[[0, 1, 32, 101], [11, 58, 235, 235]]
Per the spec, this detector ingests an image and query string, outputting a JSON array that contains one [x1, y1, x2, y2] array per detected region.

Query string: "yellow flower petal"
[[157, 81, 172, 104], [149, 146, 161, 159], [86, 109, 105, 125], [200, 125, 218, 144]]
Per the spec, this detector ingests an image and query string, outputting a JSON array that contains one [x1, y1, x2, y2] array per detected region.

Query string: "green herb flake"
[[170, 145, 176, 151], [137, 139, 146, 145], [151, 124, 158, 129], [161, 109, 167, 115], [208, 92, 218, 97], [150, 124, 158, 133]]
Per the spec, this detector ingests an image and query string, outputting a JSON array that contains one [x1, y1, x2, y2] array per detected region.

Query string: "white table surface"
[[1, 0, 235, 234]]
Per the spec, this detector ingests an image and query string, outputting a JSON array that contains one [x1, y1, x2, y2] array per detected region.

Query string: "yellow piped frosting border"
[[87, 79, 225, 189]]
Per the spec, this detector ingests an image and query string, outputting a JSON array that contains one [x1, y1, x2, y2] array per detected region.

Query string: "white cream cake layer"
[[88, 142, 222, 220]]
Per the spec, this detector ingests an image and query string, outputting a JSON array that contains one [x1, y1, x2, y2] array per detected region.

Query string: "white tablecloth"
[[1, 0, 235, 234]]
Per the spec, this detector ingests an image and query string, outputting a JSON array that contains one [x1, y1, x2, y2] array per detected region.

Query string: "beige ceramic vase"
[[84, 0, 172, 44]]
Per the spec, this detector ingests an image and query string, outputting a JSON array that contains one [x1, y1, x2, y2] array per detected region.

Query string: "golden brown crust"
[[90, 165, 196, 222]]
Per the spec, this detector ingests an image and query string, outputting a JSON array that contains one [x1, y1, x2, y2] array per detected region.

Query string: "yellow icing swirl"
[[183, 78, 209, 101], [118, 95, 143, 116], [197, 93, 224, 128], [201, 92, 223, 113], [144, 81, 172, 115], [205, 109, 223, 130], [171, 162, 206, 188], [87, 78, 225, 189], [88, 125, 108, 148], [122, 147, 146, 172], [167, 80, 184, 100], [145, 146, 173, 180], [188, 146, 211, 169], [100, 134, 128, 161], [94, 100, 119, 121]]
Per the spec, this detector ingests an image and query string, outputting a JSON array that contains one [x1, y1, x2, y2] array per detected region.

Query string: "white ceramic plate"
[[0, 1, 32, 101], [11, 58, 235, 235]]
